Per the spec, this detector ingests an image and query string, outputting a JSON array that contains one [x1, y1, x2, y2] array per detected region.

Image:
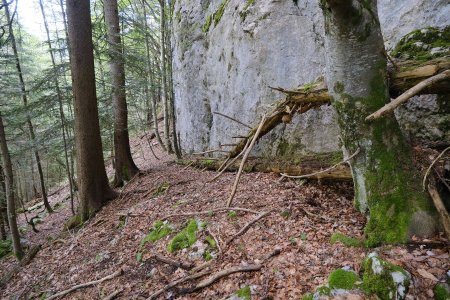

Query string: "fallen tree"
[[228, 57, 450, 159]]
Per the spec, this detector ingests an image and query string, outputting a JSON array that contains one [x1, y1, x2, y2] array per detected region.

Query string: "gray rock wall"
[[172, 0, 450, 156]]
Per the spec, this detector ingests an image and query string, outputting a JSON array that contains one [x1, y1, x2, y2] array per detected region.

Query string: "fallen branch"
[[0, 245, 41, 288], [192, 149, 228, 155], [153, 254, 194, 270], [366, 70, 450, 121], [427, 182, 450, 239], [187, 249, 281, 293], [227, 114, 267, 207], [226, 211, 271, 245], [422, 146, 450, 190], [147, 270, 212, 300], [280, 147, 360, 179], [163, 207, 260, 219], [210, 138, 252, 182], [213, 111, 252, 129], [45, 269, 123, 300]]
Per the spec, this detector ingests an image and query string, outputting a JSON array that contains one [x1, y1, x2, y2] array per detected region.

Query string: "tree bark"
[[104, 0, 139, 187], [0, 165, 6, 240], [0, 113, 24, 260], [3, 0, 52, 213], [66, 0, 116, 221], [321, 0, 437, 246]]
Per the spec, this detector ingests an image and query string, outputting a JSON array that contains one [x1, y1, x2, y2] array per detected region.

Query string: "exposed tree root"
[[45, 269, 123, 300], [163, 207, 261, 219]]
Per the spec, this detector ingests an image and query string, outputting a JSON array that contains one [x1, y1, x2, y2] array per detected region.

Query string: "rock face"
[[172, 0, 450, 156]]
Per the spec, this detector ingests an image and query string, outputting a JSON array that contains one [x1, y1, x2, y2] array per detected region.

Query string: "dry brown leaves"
[[0, 135, 448, 299]]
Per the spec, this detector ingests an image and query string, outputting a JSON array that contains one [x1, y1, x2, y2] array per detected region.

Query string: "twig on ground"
[[366, 70, 450, 121], [102, 289, 123, 300], [280, 147, 360, 180], [422, 146, 450, 190], [227, 114, 267, 207], [208, 227, 222, 254], [45, 269, 123, 300], [147, 270, 212, 300], [213, 111, 252, 129], [153, 254, 194, 270], [163, 207, 260, 219], [226, 211, 271, 245], [300, 207, 329, 221]]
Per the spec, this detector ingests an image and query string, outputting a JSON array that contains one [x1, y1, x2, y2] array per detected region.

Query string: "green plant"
[[167, 219, 198, 252]]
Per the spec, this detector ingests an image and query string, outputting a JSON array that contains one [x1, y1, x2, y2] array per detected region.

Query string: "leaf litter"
[[0, 134, 448, 299]]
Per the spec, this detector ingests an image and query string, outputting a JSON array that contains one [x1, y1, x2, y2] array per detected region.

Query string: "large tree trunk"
[[321, 0, 437, 246], [104, 0, 139, 187], [3, 0, 52, 214], [66, 0, 116, 221], [0, 113, 23, 260]]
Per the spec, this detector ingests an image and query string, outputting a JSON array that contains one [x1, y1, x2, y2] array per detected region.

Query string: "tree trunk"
[[321, 0, 437, 246], [3, 0, 52, 213], [0, 165, 7, 240], [39, 0, 75, 215], [142, 0, 166, 151], [160, 0, 173, 154], [104, 0, 139, 187], [0, 113, 24, 260], [66, 0, 116, 221]]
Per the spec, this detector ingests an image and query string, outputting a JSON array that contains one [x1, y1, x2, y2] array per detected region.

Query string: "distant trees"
[[66, 0, 116, 221], [321, 0, 437, 245], [3, 0, 52, 213]]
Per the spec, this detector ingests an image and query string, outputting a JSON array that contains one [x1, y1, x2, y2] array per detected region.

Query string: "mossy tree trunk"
[[104, 0, 139, 187], [67, 0, 116, 221], [321, 0, 437, 246]]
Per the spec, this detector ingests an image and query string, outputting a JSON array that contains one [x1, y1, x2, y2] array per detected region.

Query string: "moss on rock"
[[167, 219, 198, 252], [202, 0, 229, 33], [362, 252, 411, 300], [392, 26, 450, 61], [328, 268, 360, 289]]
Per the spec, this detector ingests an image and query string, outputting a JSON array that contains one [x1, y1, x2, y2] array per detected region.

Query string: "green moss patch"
[[328, 268, 360, 289], [362, 252, 411, 300], [0, 240, 12, 259], [153, 182, 170, 197], [202, 0, 229, 33], [434, 283, 450, 300], [236, 286, 251, 300], [392, 26, 450, 61], [140, 220, 172, 246], [167, 219, 198, 252], [330, 233, 364, 247]]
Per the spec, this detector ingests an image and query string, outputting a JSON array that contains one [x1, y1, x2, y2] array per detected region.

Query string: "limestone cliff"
[[172, 0, 450, 156]]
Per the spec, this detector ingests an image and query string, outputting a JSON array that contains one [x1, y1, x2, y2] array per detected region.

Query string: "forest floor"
[[0, 133, 449, 300]]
